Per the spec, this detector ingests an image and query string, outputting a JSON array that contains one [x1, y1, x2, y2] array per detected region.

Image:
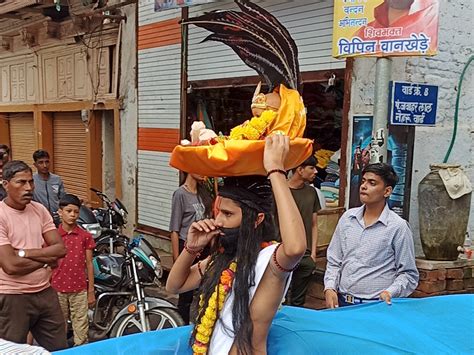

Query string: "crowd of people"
[[0, 145, 95, 352], [169, 153, 419, 324], [0, 137, 419, 354]]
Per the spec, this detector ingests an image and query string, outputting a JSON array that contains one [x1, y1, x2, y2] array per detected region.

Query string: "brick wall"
[[411, 259, 474, 298]]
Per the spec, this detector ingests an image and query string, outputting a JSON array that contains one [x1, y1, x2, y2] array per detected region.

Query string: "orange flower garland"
[[192, 261, 237, 354]]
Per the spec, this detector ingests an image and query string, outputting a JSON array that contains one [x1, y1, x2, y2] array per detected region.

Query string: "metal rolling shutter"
[[188, 0, 344, 82], [53, 112, 88, 202], [9, 112, 35, 166], [138, 4, 182, 230]]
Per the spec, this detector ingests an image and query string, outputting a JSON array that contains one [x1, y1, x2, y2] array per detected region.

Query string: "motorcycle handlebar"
[[90, 188, 112, 205]]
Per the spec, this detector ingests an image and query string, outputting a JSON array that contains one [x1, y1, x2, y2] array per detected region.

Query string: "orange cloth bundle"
[[170, 85, 313, 176]]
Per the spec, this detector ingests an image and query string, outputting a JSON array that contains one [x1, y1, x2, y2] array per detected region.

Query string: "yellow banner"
[[332, 0, 439, 58]]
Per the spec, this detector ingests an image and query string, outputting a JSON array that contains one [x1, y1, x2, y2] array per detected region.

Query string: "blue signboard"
[[390, 81, 438, 126]]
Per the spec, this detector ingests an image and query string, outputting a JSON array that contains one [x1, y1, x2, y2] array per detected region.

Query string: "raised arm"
[[236, 136, 307, 353], [265, 135, 306, 269]]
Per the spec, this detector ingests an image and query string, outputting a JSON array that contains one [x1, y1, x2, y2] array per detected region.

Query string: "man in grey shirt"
[[32, 150, 66, 217], [324, 163, 418, 308]]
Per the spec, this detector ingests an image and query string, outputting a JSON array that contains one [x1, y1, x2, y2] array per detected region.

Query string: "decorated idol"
[[167, 1, 312, 354]]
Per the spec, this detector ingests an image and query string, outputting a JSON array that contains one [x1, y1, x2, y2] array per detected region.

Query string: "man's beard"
[[219, 227, 240, 256], [388, 0, 414, 10]]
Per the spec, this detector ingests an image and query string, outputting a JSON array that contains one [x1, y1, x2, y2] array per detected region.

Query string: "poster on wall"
[[332, 0, 439, 58], [155, 0, 215, 11], [349, 115, 414, 218]]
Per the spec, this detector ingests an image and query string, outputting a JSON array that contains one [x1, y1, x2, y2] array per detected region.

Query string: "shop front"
[[0, 0, 123, 206], [137, 0, 349, 249]]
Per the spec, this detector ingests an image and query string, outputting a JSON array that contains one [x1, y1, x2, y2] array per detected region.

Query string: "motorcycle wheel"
[[110, 308, 184, 337]]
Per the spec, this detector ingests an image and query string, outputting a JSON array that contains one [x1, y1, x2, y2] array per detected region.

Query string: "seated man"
[[324, 163, 419, 308], [167, 135, 306, 354]]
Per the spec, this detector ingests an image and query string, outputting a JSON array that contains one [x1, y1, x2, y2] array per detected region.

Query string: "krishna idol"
[[167, 1, 313, 354]]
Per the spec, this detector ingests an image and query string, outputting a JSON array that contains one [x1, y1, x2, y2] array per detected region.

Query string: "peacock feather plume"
[[182, 0, 301, 93]]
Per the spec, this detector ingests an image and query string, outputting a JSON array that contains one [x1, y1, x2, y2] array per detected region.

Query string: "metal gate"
[[9, 112, 35, 166], [53, 112, 88, 202]]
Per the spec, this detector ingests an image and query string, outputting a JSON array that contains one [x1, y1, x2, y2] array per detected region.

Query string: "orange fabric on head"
[[169, 84, 312, 176], [170, 138, 312, 177], [266, 85, 306, 139]]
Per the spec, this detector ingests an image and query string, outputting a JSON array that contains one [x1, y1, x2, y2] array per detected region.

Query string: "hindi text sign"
[[390, 81, 438, 126]]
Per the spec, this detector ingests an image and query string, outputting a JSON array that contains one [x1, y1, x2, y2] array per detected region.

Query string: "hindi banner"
[[332, 0, 439, 58]]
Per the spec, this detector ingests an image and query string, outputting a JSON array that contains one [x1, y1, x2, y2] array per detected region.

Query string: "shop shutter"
[[137, 5, 182, 230], [9, 112, 35, 166], [188, 0, 344, 82], [53, 112, 88, 202]]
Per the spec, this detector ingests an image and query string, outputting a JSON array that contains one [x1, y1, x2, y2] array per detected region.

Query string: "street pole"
[[370, 57, 392, 164]]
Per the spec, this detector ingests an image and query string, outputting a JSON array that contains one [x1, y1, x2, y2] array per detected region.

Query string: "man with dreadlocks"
[[167, 135, 307, 354]]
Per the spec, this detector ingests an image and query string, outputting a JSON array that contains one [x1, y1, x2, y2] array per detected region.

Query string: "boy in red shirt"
[[52, 194, 96, 346]]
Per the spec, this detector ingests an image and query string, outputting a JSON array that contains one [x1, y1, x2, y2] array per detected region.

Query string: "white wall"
[[406, 0, 473, 255], [348, 0, 473, 256]]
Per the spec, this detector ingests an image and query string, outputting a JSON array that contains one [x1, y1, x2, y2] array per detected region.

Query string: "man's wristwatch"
[[18, 249, 26, 258]]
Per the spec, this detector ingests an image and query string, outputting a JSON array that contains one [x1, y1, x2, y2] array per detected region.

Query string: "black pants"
[[288, 255, 316, 307], [0, 287, 67, 351]]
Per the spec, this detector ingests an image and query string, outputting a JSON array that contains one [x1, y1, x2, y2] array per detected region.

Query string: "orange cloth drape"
[[170, 85, 312, 176]]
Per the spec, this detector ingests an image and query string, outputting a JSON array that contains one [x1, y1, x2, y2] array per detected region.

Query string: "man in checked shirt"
[[324, 163, 419, 308]]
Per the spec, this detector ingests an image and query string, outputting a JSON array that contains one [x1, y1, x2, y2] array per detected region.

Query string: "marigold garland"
[[229, 110, 277, 140], [192, 242, 278, 354], [192, 261, 237, 354]]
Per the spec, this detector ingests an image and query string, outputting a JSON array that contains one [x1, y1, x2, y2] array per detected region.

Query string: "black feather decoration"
[[182, 0, 301, 93]]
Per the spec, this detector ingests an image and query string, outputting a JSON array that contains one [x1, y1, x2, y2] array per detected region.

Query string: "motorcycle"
[[77, 189, 129, 255], [90, 187, 128, 232], [90, 236, 183, 338]]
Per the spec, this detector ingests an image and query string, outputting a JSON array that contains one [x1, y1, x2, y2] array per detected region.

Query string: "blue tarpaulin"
[[56, 295, 474, 354]]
